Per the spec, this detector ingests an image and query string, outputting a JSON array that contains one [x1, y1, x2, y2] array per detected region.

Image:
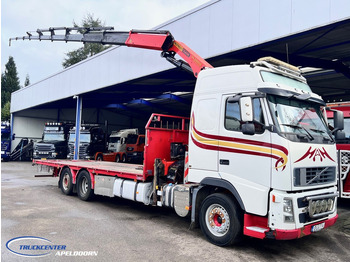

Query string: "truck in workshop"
[[33, 122, 73, 160], [95, 128, 138, 162], [67, 124, 106, 160], [126, 133, 145, 163], [1, 122, 12, 161], [11, 27, 343, 246], [326, 102, 350, 199]]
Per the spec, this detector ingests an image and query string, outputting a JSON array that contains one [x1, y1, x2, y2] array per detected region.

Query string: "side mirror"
[[242, 123, 255, 135], [12, 133, 16, 140], [240, 97, 253, 122], [333, 110, 344, 132]]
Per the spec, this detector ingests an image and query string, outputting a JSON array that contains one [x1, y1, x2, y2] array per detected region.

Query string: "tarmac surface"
[[1, 161, 350, 261]]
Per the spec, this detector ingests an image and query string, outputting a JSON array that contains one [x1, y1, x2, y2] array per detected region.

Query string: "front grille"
[[36, 144, 52, 151], [340, 151, 350, 180], [294, 166, 336, 186], [79, 145, 88, 155], [68, 144, 89, 158]]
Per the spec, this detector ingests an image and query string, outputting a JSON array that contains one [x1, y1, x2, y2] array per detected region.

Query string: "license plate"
[[311, 222, 325, 232], [1, 151, 4, 154], [133, 153, 137, 156], [41, 158, 47, 160]]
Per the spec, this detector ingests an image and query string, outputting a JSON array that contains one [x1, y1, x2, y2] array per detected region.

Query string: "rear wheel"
[[122, 154, 126, 163], [199, 193, 242, 246], [116, 155, 120, 162], [59, 167, 73, 195], [77, 170, 94, 201]]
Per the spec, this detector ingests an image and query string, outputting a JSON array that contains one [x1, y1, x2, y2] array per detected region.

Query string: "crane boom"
[[9, 27, 213, 77]]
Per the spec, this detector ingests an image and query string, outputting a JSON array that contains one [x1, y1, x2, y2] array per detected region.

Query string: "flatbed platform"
[[33, 159, 145, 181]]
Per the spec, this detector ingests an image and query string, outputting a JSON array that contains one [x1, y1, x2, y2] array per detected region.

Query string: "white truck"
[[11, 28, 342, 246], [95, 128, 138, 162], [107, 129, 138, 153]]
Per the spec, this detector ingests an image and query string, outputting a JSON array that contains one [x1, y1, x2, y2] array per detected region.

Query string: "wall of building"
[[11, 108, 147, 151]]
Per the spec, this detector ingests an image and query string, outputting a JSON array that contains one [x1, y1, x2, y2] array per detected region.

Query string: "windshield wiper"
[[281, 124, 314, 141], [309, 128, 335, 142]]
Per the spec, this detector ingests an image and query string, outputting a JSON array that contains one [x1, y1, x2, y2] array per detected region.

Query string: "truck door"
[[218, 94, 271, 215]]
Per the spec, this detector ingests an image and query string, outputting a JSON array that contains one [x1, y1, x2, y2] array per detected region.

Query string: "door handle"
[[220, 159, 230, 165]]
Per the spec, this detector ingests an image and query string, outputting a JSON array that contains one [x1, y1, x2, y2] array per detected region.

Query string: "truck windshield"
[[109, 137, 120, 143], [1, 132, 11, 141], [69, 133, 91, 143], [43, 133, 65, 141], [267, 95, 332, 143]]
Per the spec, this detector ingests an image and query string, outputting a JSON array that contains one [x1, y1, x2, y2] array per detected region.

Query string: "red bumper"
[[274, 215, 338, 240]]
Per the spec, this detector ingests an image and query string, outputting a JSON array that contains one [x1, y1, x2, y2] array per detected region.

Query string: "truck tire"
[[116, 155, 120, 162], [122, 154, 127, 163], [199, 193, 242, 246], [76, 170, 94, 201], [96, 154, 103, 161], [59, 167, 73, 195]]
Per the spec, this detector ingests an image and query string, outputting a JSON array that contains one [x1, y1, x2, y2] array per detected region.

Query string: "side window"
[[225, 97, 265, 134], [225, 101, 241, 131]]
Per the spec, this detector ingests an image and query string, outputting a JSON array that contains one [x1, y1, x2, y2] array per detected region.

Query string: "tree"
[[24, 74, 30, 87], [1, 101, 11, 121], [1, 56, 20, 121], [62, 14, 110, 68]]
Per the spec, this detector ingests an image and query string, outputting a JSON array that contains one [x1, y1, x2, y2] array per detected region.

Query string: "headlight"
[[321, 200, 328, 212], [283, 198, 294, 223], [327, 199, 334, 211], [283, 199, 293, 213], [310, 201, 316, 216], [315, 200, 322, 214]]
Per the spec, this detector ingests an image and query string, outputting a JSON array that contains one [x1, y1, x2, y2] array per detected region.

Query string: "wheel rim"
[[80, 177, 88, 195], [62, 173, 70, 191], [205, 204, 230, 237]]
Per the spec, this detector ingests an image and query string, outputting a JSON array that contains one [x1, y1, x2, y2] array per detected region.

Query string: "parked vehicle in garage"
[[126, 134, 145, 163], [1, 122, 12, 161], [95, 128, 138, 162], [14, 27, 342, 246], [33, 122, 73, 160], [67, 124, 106, 160], [108, 129, 138, 153], [10, 138, 34, 161], [326, 102, 350, 199]]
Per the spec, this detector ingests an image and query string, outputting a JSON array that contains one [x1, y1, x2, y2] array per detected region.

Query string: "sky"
[[1, 0, 210, 87]]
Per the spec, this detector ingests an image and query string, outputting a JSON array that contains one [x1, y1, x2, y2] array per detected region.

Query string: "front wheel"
[[77, 170, 94, 201], [199, 193, 242, 246]]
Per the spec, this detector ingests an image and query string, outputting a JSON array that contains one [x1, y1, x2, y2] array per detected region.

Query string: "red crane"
[[10, 27, 213, 77]]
